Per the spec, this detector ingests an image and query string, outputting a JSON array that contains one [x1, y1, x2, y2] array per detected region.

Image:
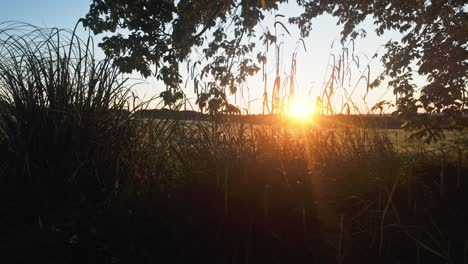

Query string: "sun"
[[287, 99, 314, 121]]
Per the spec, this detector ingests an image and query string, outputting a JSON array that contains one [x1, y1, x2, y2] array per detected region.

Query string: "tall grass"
[[0, 21, 142, 222], [158, 121, 467, 263]]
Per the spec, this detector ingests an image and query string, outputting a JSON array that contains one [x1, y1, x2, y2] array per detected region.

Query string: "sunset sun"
[[287, 98, 314, 120]]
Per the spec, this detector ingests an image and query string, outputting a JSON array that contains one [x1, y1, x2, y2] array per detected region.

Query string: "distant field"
[[141, 116, 467, 154]]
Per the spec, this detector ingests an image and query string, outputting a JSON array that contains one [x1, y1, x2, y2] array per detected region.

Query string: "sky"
[[0, 0, 402, 114], [0, 0, 88, 30]]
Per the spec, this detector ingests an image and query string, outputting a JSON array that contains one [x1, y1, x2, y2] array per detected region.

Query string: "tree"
[[83, 0, 467, 139], [291, 0, 468, 140], [81, 0, 286, 111]]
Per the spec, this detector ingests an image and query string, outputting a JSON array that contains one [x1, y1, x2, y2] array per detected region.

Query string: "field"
[[1, 23, 468, 264]]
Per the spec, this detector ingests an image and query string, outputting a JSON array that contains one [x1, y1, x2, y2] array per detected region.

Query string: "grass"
[[1, 23, 467, 263]]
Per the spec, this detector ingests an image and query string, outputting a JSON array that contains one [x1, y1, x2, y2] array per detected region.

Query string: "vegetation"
[[1, 22, 468, 263], [292, 0, 468, 139], [82, 0, 468, 137]]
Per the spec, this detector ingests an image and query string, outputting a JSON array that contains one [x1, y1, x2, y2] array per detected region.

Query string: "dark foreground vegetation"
[[1, 24, 468, 264]]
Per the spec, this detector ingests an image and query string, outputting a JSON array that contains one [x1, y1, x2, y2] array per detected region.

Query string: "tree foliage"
[[291, 0, 468, 140], [83, 0, 468, 136], [82, 0, 286, 111]]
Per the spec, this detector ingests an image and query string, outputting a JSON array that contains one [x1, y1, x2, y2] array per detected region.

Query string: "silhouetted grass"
[[0, 21, 128, 215], [0, 23, 467, 264]]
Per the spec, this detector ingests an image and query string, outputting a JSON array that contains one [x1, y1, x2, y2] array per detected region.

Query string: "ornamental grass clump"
[[0, 22, 136, 222]]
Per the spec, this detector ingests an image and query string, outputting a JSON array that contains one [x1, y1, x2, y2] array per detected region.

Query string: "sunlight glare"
[[287, 98, 314, 121]]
